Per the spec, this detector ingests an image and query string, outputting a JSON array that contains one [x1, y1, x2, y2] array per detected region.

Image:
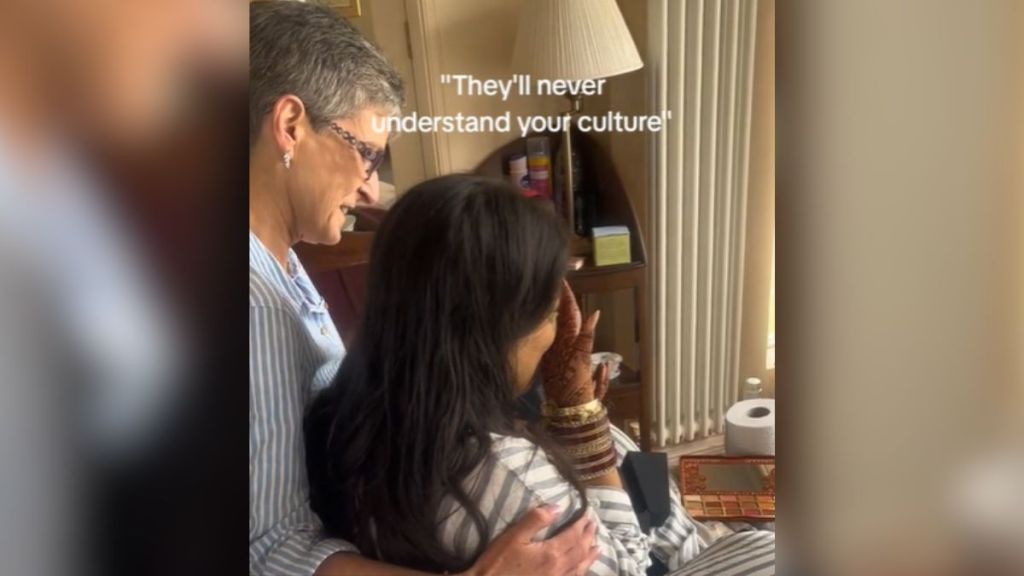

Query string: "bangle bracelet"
[[572, 441, 614, 460], [546, 409, 608, 429], [569, 440, 616, 465], [557, 427, 611, 447], [577, 457, 614, 479], [545, 415, 609, 436], [578, 466, 616, 481], [543, 397, 601, 416], [542, 398, 603, 421], [544, 405, 608, 428], [576, 450, 618, 478], [564, 437, 613, 458]]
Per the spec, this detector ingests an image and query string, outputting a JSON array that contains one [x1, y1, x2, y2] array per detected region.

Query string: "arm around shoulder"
[[484, 436, 651, 576]]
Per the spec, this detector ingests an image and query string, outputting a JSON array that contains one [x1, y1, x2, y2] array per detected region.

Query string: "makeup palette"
[[679, 456, 775, 521]]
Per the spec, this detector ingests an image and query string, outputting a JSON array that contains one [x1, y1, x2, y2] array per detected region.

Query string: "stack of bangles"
[[542, 398, 618, 481]]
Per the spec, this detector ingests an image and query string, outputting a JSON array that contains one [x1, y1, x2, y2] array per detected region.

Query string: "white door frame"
[[404, 0, 453, 176]]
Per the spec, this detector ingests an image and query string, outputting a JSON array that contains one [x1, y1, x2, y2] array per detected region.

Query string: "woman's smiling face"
[[287, 107, 387, 246]]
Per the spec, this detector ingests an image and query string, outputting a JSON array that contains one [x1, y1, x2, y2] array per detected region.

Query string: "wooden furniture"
[[473, 129, 652, 451], [294, 207, 385, 347]]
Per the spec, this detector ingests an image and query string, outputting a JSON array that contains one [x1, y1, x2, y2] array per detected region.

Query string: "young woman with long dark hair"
[[305, 175, 708, 575]]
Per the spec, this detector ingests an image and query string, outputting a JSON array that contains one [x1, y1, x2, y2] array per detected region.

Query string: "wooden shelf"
[[568, 261, 645, 293]]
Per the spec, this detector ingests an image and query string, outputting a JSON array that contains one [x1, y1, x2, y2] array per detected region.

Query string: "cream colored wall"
[[344, 0, 428, 195], [594, 0, 649, 234], [587, 0, 648, 367], [740, 0, 775, 396], [345, 0, 375, 39], [413, 0, 566, 172]]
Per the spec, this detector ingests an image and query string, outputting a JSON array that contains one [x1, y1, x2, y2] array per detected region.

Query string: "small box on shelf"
[[592, 226, 632, 267]]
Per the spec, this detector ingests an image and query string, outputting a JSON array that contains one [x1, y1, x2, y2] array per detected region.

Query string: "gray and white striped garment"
[[669, 530, 776, 576], [249, 233, 355, 576], [431, 425, 706, 575]]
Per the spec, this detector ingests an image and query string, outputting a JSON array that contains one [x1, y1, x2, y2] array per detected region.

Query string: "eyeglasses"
[[328, 122, 386, 181]]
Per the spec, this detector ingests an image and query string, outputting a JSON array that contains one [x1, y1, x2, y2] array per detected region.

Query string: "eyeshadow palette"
[[679, 456, 775, 521]]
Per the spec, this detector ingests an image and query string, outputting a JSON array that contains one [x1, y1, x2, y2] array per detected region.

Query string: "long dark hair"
[[305, 175, 585, 572]]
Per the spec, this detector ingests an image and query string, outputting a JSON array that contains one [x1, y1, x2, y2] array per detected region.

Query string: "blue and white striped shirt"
[[249, 232, 356, 576]]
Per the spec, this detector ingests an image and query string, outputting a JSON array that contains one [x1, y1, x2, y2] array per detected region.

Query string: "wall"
[[594, 0, 649, 235], [345, 0, 428, 195], [410, 0, 566, 172], [739, 0, 775, 396], [587, 0, 649, 369], [344, 0, 375, 40]]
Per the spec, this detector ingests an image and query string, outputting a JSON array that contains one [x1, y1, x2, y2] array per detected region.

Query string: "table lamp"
[[512, 0, 643, 235]]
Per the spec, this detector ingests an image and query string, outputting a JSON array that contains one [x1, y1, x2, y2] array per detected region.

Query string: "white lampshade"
[[512, 0, 643, 81]]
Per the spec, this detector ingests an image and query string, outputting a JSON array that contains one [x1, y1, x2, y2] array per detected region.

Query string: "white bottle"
[[742, 377, 763, 400], [507, 154, 530, 192]]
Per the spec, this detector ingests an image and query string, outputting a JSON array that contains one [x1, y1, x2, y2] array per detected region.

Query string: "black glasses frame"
[[328, 122, 386, 181]]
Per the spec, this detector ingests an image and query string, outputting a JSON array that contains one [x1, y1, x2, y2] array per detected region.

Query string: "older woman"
[[247, 3, 597, 576]]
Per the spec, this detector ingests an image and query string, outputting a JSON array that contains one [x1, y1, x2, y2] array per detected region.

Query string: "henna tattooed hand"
[[540, 281, 609, 407]]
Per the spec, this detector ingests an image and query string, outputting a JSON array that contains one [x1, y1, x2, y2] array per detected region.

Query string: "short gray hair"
[[249, 0, 404, 147]]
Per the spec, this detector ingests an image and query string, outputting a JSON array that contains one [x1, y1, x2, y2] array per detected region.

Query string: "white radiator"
[[646, 0, 758, 447]]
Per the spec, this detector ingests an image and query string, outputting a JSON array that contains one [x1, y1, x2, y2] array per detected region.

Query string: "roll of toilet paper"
[[725, 398, 775, 456]]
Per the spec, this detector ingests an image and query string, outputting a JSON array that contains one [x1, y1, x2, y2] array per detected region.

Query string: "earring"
[[283, 151, 293, 170]]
